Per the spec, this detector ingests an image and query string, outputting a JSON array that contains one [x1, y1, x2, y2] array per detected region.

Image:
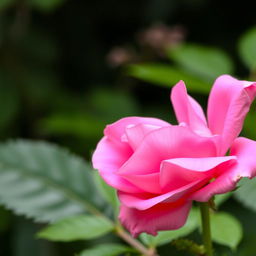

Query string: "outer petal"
[[190, 169, 238, 202], [160, 156, 236, 191], [230, 137, 256, 178], [171, 81, 211, 136], [104, 116, 170, 142], [119, 200, 192, 236], [191, 137, 256, 202], [207, 75, 256, 154], [118, 178, 208, 210], [92, 137, 143, 193], [119, 126, 217, 175]]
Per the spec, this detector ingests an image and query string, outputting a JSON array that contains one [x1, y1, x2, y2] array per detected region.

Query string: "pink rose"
[[92, 75, 256, 236]]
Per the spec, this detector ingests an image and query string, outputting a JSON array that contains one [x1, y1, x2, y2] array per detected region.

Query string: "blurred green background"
[[0, 0, 256, 255]]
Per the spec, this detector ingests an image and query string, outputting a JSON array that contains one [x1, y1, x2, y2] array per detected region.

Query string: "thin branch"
[[115, 226, 158, 256]]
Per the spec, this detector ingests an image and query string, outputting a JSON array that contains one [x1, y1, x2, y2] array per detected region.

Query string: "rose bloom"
[[92, 75, 256, 236]]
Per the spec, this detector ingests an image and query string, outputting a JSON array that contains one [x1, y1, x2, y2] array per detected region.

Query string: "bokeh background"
[[0, 0, 256, 255]]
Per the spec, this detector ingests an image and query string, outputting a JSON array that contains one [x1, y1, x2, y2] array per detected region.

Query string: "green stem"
[[199, 202, 213, 256], [115, 226, 158, 256]]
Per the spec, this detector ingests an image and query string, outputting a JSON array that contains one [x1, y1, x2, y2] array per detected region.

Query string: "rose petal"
[[92, 137, 143, 193], [118, 178, 207, 210], [207, 75, 256, 154], [160, 156, 236, 191], [120, 172, 161, 194], [191, 137, 256, 202], [104, 116, 170, 142], [171, 80, 211, 136], [190, 168, 238, 202], [230, 137, 256, 178], [124, 123, 168, 150], [119, 126, 217, 175], [119, 200, 192, 236]]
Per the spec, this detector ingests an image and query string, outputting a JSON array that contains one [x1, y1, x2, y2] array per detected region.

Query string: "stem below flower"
[[115, 226, 158, 256], [199, 202, 213, 256]]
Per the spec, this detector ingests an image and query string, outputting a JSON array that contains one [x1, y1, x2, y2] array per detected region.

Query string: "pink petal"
[[160, 156, 236, 191], [119, 200, 192, 236], [124, 123, 169, 151], [230, 137, 256, 178], [171, 81, 211, 136], [119, 126, 217, 175], [207, 75, 256, 155], [104, 117, 170, 142], [190, 137, 256, 202], [92, 137, 143, 193], [118, 178, 207, 210], [190, 169, 238, 202], [120, 172, 161, 194]]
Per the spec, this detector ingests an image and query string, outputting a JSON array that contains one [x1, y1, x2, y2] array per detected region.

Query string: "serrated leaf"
[[128, 63, 211, 93], [211, 212, 242, 250], [167, 44, 234, 81], [234, 178, 256, 212], [0, 140, 104, 223], [238, 27, 256, 70], [78, 243, 131, 256], [93, 172, 119, 212], [140, 208, 199, 247], [38, 215, 113, 241]]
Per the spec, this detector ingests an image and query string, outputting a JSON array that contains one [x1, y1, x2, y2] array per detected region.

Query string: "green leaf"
[[167, 44, 234, 81], [0, 140, 105, 223], [238, 27, 256, 70], [78, 244, 131, 256], [211, 212, 242, 250], [38, 215, 113, 241], [140, 208, 199, 247], [0, 0, 16, 10], [27, 0, 65, 11], [234, 178, 256, 212], [93, 172, 119, 213], [128, 63, 211, 93]]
